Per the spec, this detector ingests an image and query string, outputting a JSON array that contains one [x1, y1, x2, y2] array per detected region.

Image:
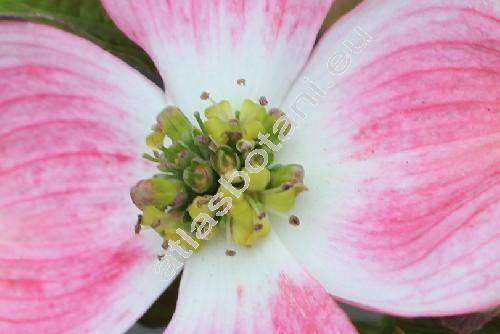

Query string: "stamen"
[[134, 224, 141, 234], [259, 96, 268, 106], [200, 91, 217, 104], [200, 91, 210, 100], [225, 249, 236, 256], [289, 215, 301, 226], [135, 215, 143, 234], [162, 240, 169, 250], [253, 223, 264, 231], [236, 78, 246, 86]]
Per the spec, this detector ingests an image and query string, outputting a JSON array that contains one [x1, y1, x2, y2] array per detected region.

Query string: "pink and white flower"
[[0, 0, 499, 333]]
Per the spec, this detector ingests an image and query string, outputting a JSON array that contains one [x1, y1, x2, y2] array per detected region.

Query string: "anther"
[[134, 223, 141, 234], [162, 240, 169, 250], [237, 78, 246, 86], [253, 223, 264, 231], [200, 91, 217, 104], [225, 249, 237, 256], [200, 91, 210, 100], [289, 215, 300, 226], [259, 96, 268, 106], [135, 215, 143, 234], [282, 182, 294, 191]]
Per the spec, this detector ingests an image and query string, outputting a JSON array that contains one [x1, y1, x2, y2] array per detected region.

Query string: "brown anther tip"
[[236, 78, 246, 86], [259, 96, 268, 106], [225, 249, 236, 256], [282, 182, 294, 191], [258, 212, 266, 219], [253, 223, 264, 231], [162, 240, 169, 250], [289, 215, 300, 226], [134, 215, 143, 234], [157, 254, 166, 261], [134, 223, 142, 235], [200, 91, 210, 100]]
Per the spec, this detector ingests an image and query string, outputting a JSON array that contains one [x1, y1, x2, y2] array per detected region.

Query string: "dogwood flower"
[[0, 0, 499, 333]]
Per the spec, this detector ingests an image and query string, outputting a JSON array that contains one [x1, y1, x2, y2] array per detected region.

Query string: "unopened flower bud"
[[183, 158, 217, 194], [210, 146, 241, 177], [131, 177, 189, 210], [162, 143, 195, 171], [157, 106, 194, 144], [192, 129, 212, 159]]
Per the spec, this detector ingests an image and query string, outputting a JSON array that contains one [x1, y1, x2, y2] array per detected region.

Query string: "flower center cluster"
[[131, 91, 307, 256]]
